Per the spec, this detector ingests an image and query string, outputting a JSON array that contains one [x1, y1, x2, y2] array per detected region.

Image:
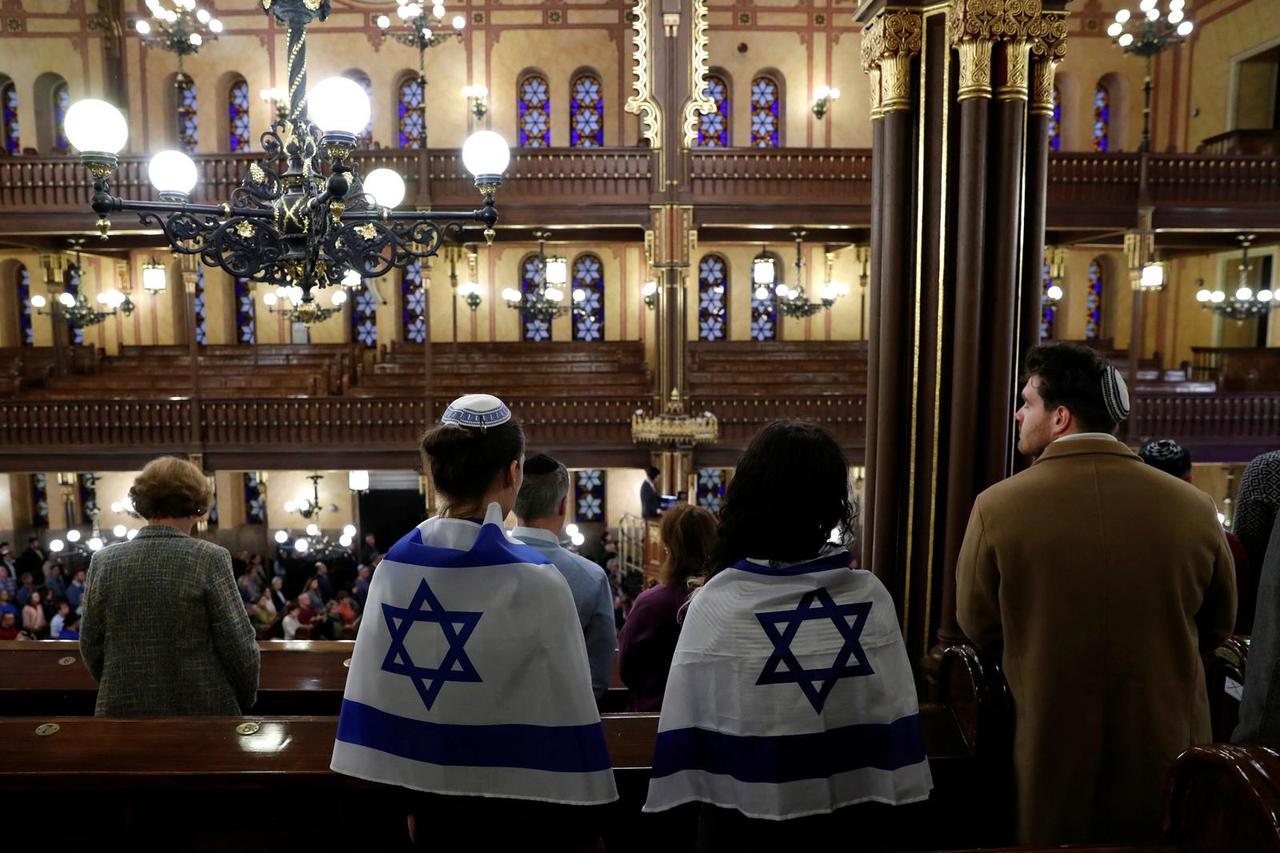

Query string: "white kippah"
[[440, 393, 512, 429], [1100, 364, 1131, 423]]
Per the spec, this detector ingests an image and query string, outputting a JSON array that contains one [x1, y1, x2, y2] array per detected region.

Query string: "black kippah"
[[523, 453, 560, 476]]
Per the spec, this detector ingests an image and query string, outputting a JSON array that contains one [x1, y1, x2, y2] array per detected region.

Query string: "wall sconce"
[[642, 280, 658, 310], [463, 84, 488, 122], [458, 282, 483, 311], [1124, 215, 1164, 292], [348, 469, 369, 492], [141, 258, 168, 294], [812, 85, 840, 120], [259, 86, 288, 121], [1139, 261, 1165, 291], [752, 246, 775, 299]]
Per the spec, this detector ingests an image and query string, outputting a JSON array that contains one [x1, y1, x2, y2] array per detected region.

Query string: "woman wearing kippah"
[[332, 394, 617, 850]]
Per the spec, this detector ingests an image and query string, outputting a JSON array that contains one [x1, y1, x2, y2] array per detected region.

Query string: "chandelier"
[[632, 395, 719, 447], [1109, 0, 1194, 152], [753, 231, 847, 319], [28, 241, 135, 329], [502, 230, 578, 323], [1196, 235, 1278, 321], [133, 0, 224, 75], [376, 0, 465, 52], [62, 0, 510, 310], [263, 283, 347, 324], [273, 473, 355, 560]]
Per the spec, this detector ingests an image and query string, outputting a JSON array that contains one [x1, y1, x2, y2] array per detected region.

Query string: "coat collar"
[[135, 524, 190, 540], [1033, 435, 1140, 465]]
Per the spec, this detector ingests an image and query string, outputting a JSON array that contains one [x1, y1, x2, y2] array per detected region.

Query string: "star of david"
[[381, 578, 483, 710], [755, 589, 874, 713]]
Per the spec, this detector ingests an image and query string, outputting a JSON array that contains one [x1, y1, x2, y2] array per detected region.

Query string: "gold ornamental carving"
[[996, 40, 1031, 101], [949, 0, 1041, 46], [881, 55, 914, 112], [624, 0, 662, 151], [1029, 57, 1057, 115], [859, 10, 922, 116], [957, 39, 993, 101], [680, 0, 715, 149], [1028, 10, 1067, 116]]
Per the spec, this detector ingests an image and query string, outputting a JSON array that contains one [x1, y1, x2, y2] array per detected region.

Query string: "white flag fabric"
[[331, 503, 619, 805], [644, 549, 932, 820]]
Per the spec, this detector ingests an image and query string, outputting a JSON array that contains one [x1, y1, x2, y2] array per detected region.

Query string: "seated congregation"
[[3, 343, 1277, 853]]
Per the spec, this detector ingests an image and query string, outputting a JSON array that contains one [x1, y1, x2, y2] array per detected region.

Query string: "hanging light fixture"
[[141, 259, 168, 293], [503, 230, 570, 323], [1109, 0, 1194, 153], [263, 284, 348, 325], [132, 0, 223, 77], [28, 239, 134, 328], [763, 230, 845, 319], [1196, 234, 1278, 321], [273, 473, 354, 559]]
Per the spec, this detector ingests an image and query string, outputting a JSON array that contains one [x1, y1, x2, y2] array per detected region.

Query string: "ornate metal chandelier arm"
[[93, 194, 276, 221], [342, 206, 498, 228]]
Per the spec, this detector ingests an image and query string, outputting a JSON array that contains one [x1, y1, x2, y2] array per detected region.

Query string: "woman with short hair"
[[80, 456, 259, 716], [21, 590, 47, 638]]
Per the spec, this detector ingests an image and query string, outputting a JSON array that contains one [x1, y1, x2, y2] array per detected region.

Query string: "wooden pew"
[[1206, 635, 1249, 743], [1164, 743, 1280, 852]]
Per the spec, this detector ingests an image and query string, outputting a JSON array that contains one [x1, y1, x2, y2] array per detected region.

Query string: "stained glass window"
[[228, 79, 251, 152], [398, 76, 425, 149], [569, 73, 603, 147], [243, 472, 266, 524], [177, 76, 198, 153], [235, 277, 256, 344], [17, 264, 32, 347], [1048, 85, 1061, 152], [1093, 82, 1109, 153], [571, 253, 604, 341], [31, 473, 49, 529], [53, 82, 70, 153], [352, 280, 378, 347], [573, 469, 606, 522], [696, 468, 726, 514], [750, 254, 778, 341], [697, 254, 728, 341], [78, 472, 98, 526], [696, 74, 730, 147], [1087, 257, 1104, 341], [2, 80, 18, 155], [1041, 262, 1055, 340], [66, 260, 84, 345], [402, 260, 427, 343], [194, 266, 207, 345], [750, 74, 781, 148], [518, 74, 551, 148], [344, 70, 374, 148], [520, 254, 550, 342]]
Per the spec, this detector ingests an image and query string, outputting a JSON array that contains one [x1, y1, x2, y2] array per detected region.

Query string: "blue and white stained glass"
[[1048, 85, 1061, 152], [2, 81, 19, 155], [1093, 83, 1109, 153], [574, 469, 606, 522], [402, 260, 427, 343], [1040, 262, 1055, 340], [79, 472, 98, 526], [31, 473, 49, 529], [177, 77, 198, 153], [572, 253, 604, 342], [570, 74, 603, 148], [235, 277, 256, 344], [399, 77, 425, 149], [66, 261, 84, 345], [1087, 258, 1104, 341], [17, 264, 33, 346], [750, 75, 780, 148], [519, 74, 551, 148], [352, 281, 378, 347], [229, 79, 251, 152], [244, 472, 266, 524], [521, 254, 550, 342], [750, 260, 777, 342], [695, 468, 725, 514], [53, 83, 70, 153], [697, 254, 727, 341], [696, 74, 730, 147], [194, 266, 207, 345]]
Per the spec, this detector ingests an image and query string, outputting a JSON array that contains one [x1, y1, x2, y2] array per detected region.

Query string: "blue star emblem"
[[755, 589, 874, 713], [381, 578, 483, 710]]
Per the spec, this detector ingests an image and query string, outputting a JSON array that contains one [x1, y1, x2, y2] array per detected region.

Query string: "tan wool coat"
[[956, 437, 1235, 846]]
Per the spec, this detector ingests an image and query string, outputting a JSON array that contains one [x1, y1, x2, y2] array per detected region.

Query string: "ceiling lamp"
[[1195, 234, 1278, 322], [761, 231, 845, 319], [274, 473, 352, 559], [133, 0, 223, 76], [141, 259, 168, 293], [504, 230, 570, 323], [28, 240, 134, 328], [1109, 0, 1194, 153]]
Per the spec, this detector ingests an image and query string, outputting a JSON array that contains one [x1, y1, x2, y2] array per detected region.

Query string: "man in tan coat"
[[956, 343, 1235, 846]]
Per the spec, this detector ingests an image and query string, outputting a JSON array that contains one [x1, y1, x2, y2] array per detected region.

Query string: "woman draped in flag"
[[644, 420, 932, 849], [331, 394, 617, 850]]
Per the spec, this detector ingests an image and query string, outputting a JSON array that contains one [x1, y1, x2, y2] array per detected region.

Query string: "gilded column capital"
[[1028, 10, 1066, 115], [859, 9, 922, 116], [949, 0, 1041, 46], [957, 39, 993, 101], [995, 40, 1031, 101]]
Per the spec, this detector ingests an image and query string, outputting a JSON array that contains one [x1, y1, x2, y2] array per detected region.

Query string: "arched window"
[[520, 253, 550, 341], [52, 81, 70, 153], [398, 75, 425, 149], [571, 253, 604, 341], [697, 254, 728, 341], [402, 260, 426, 343], [697, 73, 730, 147], [1048, 85, 1061, 152], [194, 266, 207, 345], [16, 263, 33, 346], [696, 468, 725, 513], [176, 76, 198, 153], [569, 72, 603, 148], [751, 253, 780, 341], [352, 280, 378, 347], [235, 277, 255, 344], [518, 73, 551, 148], [573, 469, 606, 522], [343, 70, 374, 148], [1087, 257, 1104, 341], [228, 78, 251, 152], [750, 73, 781, 148], [1040, 262, 1055, 340], [2, 78, 18, 155], [1092, 81, 1109, 152]]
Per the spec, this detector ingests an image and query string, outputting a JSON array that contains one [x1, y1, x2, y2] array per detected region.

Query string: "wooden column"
[[1020, 45, 1062, 363]]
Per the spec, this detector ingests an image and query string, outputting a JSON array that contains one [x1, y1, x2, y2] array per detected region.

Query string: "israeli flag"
[[644, 549, 932, 819], [331, 503, 619, 805]]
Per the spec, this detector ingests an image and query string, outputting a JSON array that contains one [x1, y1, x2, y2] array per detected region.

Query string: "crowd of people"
[[11, 342, 1279, 851], [0, 537, 84, 641]]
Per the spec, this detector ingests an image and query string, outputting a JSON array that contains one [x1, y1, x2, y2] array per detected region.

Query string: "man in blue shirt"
[[512, 454, 617, 699]]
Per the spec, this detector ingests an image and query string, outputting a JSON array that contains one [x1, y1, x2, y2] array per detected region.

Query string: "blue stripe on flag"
[[650, 714, 925, 783], [386, 523, 551, 570], [336, 699, 613, 773], [731, 550, 852, 577]]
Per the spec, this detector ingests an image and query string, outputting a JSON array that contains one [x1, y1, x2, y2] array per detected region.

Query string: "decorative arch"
[[1048, 84, 1061, 151], [696, 68, 731, 147], [396, 72, 425, 149], [1, 76, 19, 154], [569, 68, 604, 148], [749, 70, 783, 148], [519, 252, 550, 341], [1092, 78, 1110, 152], [33, 72, 69, 153], [1086, 256, 1105, 340], [174, 74, 198, 153], [571, 252, 604, 341], [342, 69, 374, 148], [226, 75, 251, 152], [751, 251, 782, 341], [518, 70, 551, 148], [697, 253, 728, 341]]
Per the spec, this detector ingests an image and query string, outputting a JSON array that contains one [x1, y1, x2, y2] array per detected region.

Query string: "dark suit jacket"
[[640, 480, 660, 519], [80, 525, 260, 716]]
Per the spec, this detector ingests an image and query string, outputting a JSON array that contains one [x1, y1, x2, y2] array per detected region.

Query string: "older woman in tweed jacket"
[[81, 457, 259, 716]]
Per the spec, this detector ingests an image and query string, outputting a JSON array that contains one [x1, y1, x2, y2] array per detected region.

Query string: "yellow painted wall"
[[262, 469, 354, 535], [602, 467, 647, 528]]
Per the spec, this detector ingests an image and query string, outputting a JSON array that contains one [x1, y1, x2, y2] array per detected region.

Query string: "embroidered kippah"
[[1100, 364, 1131, 423], [440, 394, 512, 429], [1140, 438, 1186, 464]]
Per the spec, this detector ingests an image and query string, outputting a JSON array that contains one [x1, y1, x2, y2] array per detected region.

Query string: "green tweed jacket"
[[80, 525, 260, 716]]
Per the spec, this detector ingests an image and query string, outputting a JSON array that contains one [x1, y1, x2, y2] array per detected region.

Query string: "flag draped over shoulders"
[[644, 549, 932, 820], [331, 503, 618, 805]]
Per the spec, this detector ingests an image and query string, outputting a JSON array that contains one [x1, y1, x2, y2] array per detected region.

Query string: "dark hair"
[[130, 456, 212, 519], [64, 612, 80, 629], [515, 453, 569, 521], [1023, 343, 1118, 434], [712, 420, 857, 570], [659, 504, 717, 587], [419, 418, 526, 509], [1140, 439, 1192, 479], [645, 465, 661, 480]]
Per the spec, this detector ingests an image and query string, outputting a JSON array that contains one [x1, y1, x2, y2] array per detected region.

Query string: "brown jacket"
[[956, 436, 1235, 845]]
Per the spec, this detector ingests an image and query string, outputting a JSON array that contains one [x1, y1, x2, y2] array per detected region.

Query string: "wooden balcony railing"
[[1128, 392, 1280, 449], [688, 148, 874, 204]]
